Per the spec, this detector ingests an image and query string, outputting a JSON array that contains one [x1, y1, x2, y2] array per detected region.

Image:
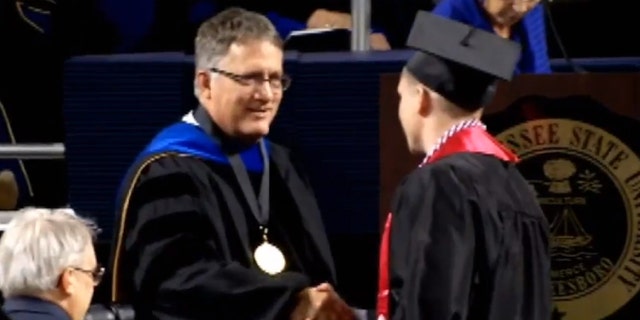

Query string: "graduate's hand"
[[291, 283, 355, 320], [313, 283, 355, 320]]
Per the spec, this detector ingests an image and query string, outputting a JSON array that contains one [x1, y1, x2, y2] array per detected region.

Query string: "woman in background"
[[433, 0, 551, 74]]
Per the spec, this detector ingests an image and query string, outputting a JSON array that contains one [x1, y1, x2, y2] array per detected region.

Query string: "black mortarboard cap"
[[405, 11, 522, 110]]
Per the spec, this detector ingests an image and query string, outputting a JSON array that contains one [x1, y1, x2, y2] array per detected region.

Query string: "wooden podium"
[[379, 73, 640, 320]]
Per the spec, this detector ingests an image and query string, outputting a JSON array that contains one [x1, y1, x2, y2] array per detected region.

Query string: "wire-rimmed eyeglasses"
[[210, 67, 291, 91], [72, 265, 105, 286]]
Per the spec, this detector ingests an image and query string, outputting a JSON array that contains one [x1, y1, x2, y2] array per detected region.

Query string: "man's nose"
[[254, 80, 275, 101]]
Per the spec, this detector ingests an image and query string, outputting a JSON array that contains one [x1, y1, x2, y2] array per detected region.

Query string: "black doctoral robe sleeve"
[[124, 156, 310, 320], [391, 167, 476, 320]]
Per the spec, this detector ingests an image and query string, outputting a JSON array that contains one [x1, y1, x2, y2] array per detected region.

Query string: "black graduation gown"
[[111, 117, 336, 320], [388, 152, 552, 320]]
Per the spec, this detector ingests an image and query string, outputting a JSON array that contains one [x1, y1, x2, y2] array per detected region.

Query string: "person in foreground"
[[0, 207, 102, 320], [111, 7, 355, 320], [375, 11, 552, 320]]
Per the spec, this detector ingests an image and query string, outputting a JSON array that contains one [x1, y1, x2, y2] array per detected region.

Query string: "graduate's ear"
[[195, 70, 213, 100], [417, 86, 432, 117]]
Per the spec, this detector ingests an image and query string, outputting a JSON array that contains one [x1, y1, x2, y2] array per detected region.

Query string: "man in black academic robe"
[[110, 8, 355, 320], [376, 12, 552, 320]]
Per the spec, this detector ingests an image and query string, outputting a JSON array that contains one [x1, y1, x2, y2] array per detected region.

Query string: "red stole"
[[375, 127, 519, 320]]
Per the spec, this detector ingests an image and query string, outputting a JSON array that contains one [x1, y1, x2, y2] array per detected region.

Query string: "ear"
[[58, 269, 75, 295], [195, 70, 213, 100], [417, 87, 432, 117]]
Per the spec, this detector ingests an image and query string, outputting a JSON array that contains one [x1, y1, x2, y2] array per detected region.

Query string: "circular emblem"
[[254, 241, 287, 275], [496, 119, 640, 320]]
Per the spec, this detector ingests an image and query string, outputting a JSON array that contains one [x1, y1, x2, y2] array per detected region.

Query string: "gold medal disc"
[[254, 241, 286, 275]]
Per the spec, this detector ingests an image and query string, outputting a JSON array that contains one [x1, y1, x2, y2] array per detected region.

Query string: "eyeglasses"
[[482, 0, 539, 5], [210, 67, 291, 91], [507, 0, 539, 5], [72, 265, 105, 286]]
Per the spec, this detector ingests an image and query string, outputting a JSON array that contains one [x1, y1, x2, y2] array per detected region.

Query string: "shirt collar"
[[3, 296, 72, 320]]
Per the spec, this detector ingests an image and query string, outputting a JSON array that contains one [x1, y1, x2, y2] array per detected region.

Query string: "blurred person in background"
[[432, 0, 550, 74], [93, 0, 392, 52], [0, 0, 72, 211], [0, 208, 102, 320]]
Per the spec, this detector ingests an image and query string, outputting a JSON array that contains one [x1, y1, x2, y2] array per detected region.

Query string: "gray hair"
[[193, 7, 283, 96], [0, 207, 96, 297]]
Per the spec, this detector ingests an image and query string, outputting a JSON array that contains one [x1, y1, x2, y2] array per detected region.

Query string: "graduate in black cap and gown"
[[376, 11, 552, 320]]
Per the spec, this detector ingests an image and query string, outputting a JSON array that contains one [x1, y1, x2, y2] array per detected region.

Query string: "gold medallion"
[[254, 241, 286, 275]]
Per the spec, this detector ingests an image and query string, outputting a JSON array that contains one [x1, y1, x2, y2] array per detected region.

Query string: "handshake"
[[291, 283, 357, 320]]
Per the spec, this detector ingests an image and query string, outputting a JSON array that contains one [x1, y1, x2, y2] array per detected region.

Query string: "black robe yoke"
[[389, 153, 552, 320], [111, 144, 336, 320]]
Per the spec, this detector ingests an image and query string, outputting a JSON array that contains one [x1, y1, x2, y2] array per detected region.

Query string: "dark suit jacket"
[[3, 296, 71, 320]]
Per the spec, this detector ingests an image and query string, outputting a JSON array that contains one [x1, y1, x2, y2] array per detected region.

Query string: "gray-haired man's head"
[[0, 208, 100, 320]]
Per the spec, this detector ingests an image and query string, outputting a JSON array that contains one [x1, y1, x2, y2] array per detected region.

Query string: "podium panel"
[[379, 73, 640, 320]]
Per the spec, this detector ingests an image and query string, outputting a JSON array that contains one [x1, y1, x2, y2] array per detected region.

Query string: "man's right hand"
[[290, 283, 356, 320]]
